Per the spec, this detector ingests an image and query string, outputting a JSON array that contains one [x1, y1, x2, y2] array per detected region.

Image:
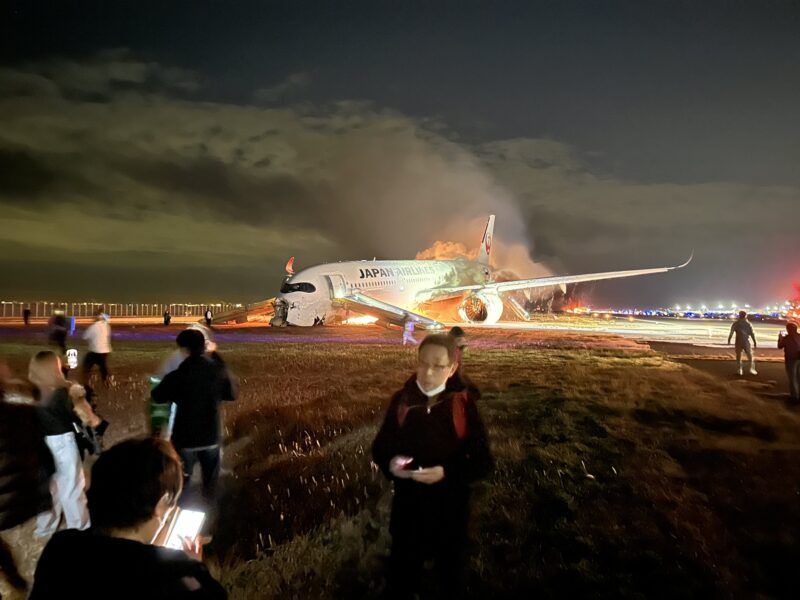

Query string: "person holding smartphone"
[[372, 333, 493, 599], [30, 437, 225, 599], [778, 322, 800, 402]]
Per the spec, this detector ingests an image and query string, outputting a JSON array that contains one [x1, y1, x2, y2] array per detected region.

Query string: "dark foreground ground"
[[1, 323, 799, 599]]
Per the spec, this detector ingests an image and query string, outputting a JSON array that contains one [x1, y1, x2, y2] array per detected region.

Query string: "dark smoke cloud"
[[0, 52, 798, 306]]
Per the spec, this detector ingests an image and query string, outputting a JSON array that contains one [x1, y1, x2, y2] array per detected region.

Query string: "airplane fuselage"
[[278, 259, 489, 326]]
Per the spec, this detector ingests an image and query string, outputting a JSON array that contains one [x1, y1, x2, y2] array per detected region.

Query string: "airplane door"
[[324, 274, 348, 299]]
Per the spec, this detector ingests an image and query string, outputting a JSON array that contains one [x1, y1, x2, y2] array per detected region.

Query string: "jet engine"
[[458, 292, 504, 324]]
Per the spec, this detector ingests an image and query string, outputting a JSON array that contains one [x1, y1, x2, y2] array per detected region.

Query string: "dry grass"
[[3, 327, 800, 598]]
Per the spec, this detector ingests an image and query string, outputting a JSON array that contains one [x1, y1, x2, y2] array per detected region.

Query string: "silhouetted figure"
[[373, 334, 493, 599], [47, 312, 68, 354], [164, 310, 172, 326], [23, 307, 31, 326], [728, 310, 757, 375], [778, 322, 800, 402], [204, 307, 212, 328], [30, 437, 226, 599]]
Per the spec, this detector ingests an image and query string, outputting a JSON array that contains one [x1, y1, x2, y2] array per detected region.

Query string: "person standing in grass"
[[778, 322, 800, 402], [151, 329, 236, 505], [372, 333, 493, 599], [728, 310, 757, 376]]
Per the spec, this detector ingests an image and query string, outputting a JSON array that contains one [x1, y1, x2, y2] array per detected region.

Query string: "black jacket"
[[152, 355, 236, 449], [372, 376, 493, 538], [30, 529, 226, 599], [778, 331, 800, 361], [36, 387, 76, 436], [0, 400, 54, 530]]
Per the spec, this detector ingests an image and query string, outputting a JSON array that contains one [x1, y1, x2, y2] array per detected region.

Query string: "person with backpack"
[[372, 333, 493, 599], [778, 322, 800, 402]]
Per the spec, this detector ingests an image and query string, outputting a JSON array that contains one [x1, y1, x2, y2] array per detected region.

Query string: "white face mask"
[[417, 380, 447, 398]]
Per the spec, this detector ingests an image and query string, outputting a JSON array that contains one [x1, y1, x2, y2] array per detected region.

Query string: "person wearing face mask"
[[372, 333, 493, 599], [30, 437, 226, 599]]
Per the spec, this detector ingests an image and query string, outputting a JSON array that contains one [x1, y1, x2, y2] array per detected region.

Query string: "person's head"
[[417, 334, 458, 392], [739, 310, 747, 319], [88, 437, 183, 541], [176, 328, 206, 357], [449, 326, 467, 349], [788, 322, 798, 335], [28, 351, 66, 390]]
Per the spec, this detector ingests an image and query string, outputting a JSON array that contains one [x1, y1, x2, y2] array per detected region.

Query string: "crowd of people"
[[0, 315, 492, 599], [5, 310, 798, 598]]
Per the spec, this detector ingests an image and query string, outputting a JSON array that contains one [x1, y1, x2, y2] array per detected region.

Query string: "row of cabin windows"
[[352, 276, 436, 290]]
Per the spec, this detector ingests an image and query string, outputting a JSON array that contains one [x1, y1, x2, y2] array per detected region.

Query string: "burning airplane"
[[271, 215, 692, 329]]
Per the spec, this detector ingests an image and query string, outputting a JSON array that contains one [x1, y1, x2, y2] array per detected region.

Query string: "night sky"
[[2, 0, 799, 306]]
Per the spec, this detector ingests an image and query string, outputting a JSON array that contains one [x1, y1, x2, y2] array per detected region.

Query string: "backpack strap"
[[451, 391, 469, 440]]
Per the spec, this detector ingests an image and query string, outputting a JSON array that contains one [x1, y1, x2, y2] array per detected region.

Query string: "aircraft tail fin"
[[478, 215, 495, 265]]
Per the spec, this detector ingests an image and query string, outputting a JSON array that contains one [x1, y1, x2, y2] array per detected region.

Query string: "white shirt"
[[83, 320, 112, 353]]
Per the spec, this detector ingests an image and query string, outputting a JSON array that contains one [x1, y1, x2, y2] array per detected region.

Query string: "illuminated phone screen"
[[164, 509, 205, 550]]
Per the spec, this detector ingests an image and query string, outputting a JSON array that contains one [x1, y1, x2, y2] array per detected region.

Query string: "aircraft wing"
[[417, 254, 693, 301], [335, 292, 445, 330]]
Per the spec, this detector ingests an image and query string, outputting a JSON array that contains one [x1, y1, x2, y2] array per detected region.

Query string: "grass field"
[[2, 325, 800, 598]]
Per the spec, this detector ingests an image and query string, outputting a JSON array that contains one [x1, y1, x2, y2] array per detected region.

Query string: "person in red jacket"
[[372, 333, 493, 599]]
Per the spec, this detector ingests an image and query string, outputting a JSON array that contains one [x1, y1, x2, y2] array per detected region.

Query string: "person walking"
[[728, 310, 758, 376], [204, 307, 213, 328], [372, 334, 493, 599], [23, 306, 31, 326], [778, 322, 800, 402], [402, 318, 418, 346], [82, 312, 112, 385], [28, 351, 101, 537], [47, 312, 68, 354], [151, 329, 236, 505]]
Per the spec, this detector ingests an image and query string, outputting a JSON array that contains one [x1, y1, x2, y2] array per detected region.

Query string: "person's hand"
[[411, 465, 445, 484], [389, 455, 414, 479], [181, 536, 204, 561]]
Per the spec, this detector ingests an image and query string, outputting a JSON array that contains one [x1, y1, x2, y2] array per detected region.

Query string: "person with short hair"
[[82, 311, 112, 385], [372, 333, 493, 599], [28, 351, 100, 537], [152, 329, 237, 504], [778, 322, 800, 402], [728, 310, 758, 375], [29, 437, 226, 599]]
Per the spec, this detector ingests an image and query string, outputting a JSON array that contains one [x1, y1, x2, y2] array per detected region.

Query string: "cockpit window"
[[280, 281, 316, 294]]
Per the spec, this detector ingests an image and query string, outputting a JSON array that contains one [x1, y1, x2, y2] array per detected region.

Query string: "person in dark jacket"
[[0, 364, 54, 594], [30, 437, 226, 599], [372, 333, 493, 599], [152, 329, 236, 503], [778, 322, 800, 402]]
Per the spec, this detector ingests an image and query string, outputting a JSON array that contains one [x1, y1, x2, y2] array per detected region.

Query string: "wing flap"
[[335, 292, 444, 330]]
